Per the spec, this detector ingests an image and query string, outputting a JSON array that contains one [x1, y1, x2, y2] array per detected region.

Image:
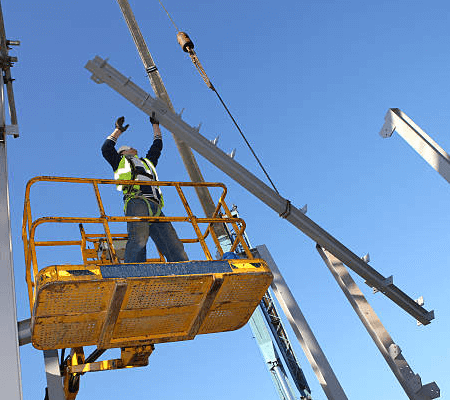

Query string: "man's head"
[[118, 145, 137, 157]]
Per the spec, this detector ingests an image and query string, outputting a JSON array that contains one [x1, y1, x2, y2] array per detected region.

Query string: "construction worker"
[[101, 115, 188, 263]]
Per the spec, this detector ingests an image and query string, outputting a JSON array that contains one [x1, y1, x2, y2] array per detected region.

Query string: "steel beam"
[[0, 3, 22, 395], [43, 350, 65, 400], [84, 56, 434, 325], [116, 0, 222, 232], [220, 207, 310, 400], [317, 246, 440, 400], [226, 206, 311, 398], [18, 318, 31, 346], [0, 95, 23, 400], [380, 108, 450, 184], [255, 245, 348, 400]]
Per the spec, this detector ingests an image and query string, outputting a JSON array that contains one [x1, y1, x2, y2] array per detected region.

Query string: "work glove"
[[149, 112, 159, 125], [115, 116, 129, 132]]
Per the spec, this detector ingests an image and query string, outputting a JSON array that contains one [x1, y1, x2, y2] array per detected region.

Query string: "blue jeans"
[[124, 197, 188, 263]]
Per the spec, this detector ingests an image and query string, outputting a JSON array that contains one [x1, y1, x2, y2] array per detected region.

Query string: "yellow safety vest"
[[114, 156, 164, 211]]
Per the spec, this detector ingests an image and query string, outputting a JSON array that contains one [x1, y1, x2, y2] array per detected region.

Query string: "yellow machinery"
[[23, 177, 272, 398]]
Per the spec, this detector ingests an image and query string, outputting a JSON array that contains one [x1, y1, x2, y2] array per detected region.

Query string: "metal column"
[[0, 1, 22, 398], [116, 0, 222, 228], [84, 56, 434, 325], [316, 246, 440, 400], [380, 108, 450, 184], [0, 85, 22, 400], [220, 206, 311, 400], [43, 350, 65, 400], [255, 245, 348, 400]]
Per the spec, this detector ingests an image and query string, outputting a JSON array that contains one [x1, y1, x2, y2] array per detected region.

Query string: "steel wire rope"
[[157, 0, 179, 32], [157, 0, 281, 195]]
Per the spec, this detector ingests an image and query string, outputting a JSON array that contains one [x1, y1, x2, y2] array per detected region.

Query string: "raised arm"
[[146, 112, 163, 166], [101, 116, 129, 171]]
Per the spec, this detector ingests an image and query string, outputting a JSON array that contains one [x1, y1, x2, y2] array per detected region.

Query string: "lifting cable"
[[158, 0, 281, 195]]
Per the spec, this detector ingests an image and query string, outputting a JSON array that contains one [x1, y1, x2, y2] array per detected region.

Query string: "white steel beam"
[[84, 56, 434, 325], [255, 245, 348, 400], [0, 105, 23, 400], [380, 108, 450, 184], [220, 219, 305, 400], [43, 350, 65, 400], [317, 246, 440, 400], [0, 21, 22, 400], [116, 0, 222, 230]]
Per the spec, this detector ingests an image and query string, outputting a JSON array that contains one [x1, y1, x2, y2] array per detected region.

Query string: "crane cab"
[[23, 177, 273, 352]]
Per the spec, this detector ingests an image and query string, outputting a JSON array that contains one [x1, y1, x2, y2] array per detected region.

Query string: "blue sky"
[[4, 0, 450, 399]]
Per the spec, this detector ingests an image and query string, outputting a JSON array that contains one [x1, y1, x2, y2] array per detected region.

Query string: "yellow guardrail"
[[22, 176, 252, 314]]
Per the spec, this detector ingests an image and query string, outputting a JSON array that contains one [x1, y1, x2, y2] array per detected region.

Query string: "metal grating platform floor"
[[31, 259, 273, 350]]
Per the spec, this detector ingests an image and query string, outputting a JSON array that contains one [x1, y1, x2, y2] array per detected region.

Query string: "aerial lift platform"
[[22, 176, 272, 397], [0, 1, 438, 397]]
